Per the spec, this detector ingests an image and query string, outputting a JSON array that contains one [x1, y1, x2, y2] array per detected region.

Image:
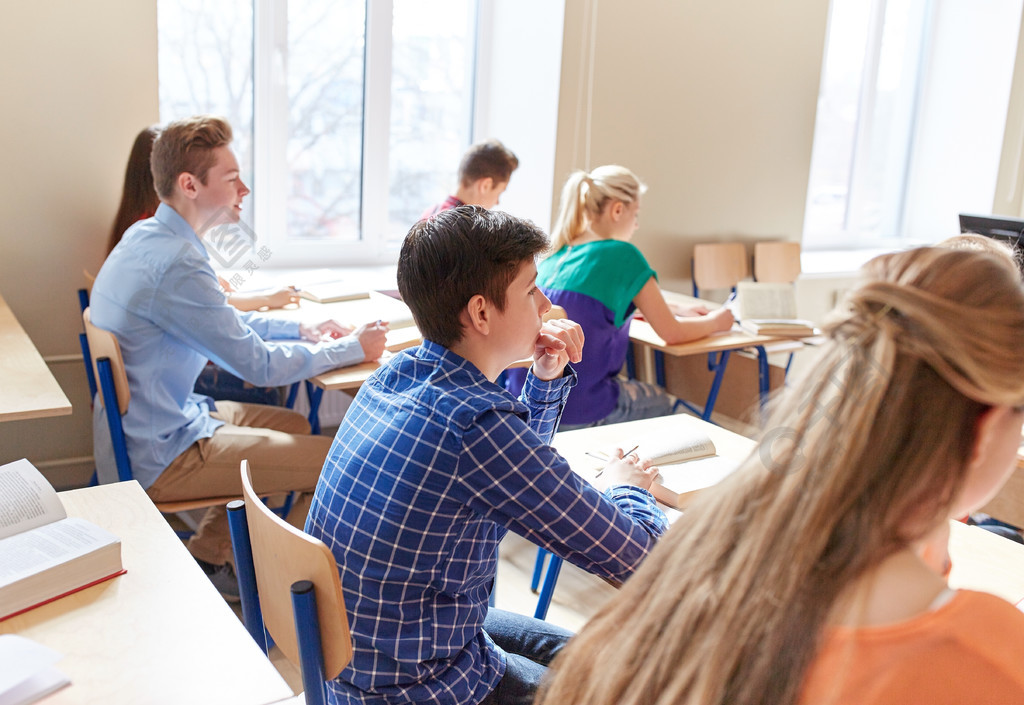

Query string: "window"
[[158, 0, 477, 268], [803, 0, 1023, 251]]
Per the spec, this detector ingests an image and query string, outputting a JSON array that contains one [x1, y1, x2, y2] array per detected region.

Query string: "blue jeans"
[[478, 608, 573, 705], [559, 378, 673, 431]]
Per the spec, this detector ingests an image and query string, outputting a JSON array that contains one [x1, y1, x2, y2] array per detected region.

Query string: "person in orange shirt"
[[535, 246, 1024, 705]]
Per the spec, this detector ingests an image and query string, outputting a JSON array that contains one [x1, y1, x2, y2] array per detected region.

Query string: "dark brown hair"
[[457, 139, 519, 187], [108, 126, 160, 253], [397, 206, 547, 348]]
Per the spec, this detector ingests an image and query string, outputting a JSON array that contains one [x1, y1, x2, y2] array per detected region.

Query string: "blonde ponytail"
[[550, 165, 647, 252]]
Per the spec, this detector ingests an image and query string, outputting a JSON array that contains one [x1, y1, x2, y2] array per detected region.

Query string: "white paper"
[[0, 635, 70, 705], [0, 460, 66, 541], [736, 281, 798, 320], [0, 518, 119, 586]]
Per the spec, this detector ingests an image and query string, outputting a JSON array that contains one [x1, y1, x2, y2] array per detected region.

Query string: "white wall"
[[0, 2, 158, 485], [553, 0, 831, 286], [474, 0, 566, 231]]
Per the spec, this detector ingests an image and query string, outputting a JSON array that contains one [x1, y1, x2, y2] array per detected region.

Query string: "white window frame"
[[251, 0, 478, 268]]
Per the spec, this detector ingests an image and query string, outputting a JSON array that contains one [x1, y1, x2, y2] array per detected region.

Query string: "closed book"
[[0, 460, 124, 621], [739, 319, 816, 337], [296, 282, 369, 304]]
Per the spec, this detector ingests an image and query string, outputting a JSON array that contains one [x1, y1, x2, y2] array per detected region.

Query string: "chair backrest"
[[239, 459, 352, 679], [753, 241, 801, 283], [692, 243, 749, 296], [82, 308, 130, 414]]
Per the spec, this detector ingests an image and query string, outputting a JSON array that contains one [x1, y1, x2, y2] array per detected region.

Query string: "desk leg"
[[701, 350, 732, 422], [655, 351, 666, 388], [305, 381, 324, 435], [754, 345, 770, 421]]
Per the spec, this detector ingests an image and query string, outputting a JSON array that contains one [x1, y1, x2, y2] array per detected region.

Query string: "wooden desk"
[[0, 294, 72, 422], [553, 415, 1024, 604], [0, 482, 293, 705], [628, 292, 793, 422]]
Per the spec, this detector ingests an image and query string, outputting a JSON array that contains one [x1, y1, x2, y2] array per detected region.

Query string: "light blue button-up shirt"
[[90, 203, 365, 488]]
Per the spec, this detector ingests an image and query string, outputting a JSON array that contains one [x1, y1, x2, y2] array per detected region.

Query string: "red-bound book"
[[0, 459, 124, 621]]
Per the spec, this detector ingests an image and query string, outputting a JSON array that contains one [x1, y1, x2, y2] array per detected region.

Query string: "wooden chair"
[[691, 242, 749, 297], [83, 307, 250, 517], [753, 241, 801, 283], [228, 460, 353, 705]]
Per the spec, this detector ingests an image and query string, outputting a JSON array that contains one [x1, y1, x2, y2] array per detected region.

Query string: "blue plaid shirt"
[[306, 340, 668, 704]]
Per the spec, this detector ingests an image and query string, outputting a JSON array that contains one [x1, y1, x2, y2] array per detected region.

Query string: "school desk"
[[628, 290, 804, 423], [552, 414, 1024, 605], [0, 481, 294, 705], [0, 293, 72, 422]]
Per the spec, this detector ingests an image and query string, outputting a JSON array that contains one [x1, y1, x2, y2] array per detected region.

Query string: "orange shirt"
[[800, 590, 1024, 704]]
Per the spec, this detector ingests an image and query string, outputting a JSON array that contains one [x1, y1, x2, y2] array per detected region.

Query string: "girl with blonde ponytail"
[[536, 246, 1024, 704], [507, 166, 733, 428]]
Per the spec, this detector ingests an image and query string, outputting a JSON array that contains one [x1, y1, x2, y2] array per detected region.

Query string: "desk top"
[[0, 482, 293, 705], [0, 294, 72, 422], [629, 290, 787, 356], [553, 415, 1024, 603]]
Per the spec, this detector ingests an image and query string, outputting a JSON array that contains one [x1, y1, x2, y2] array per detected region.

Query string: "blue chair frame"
[[228, 460, 353, 705], [85, 308, 296, 529]]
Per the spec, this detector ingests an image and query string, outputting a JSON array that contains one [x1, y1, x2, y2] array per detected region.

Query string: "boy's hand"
[[300, 319, 354, 342], [351, 320, 389, 361], [531, 319, 584, 381], [595, 448, 659, 491]]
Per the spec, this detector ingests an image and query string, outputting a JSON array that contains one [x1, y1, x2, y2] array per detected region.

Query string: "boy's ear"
[[477, 177, 495, 194], [463, 294, 491, 335], [177, 172, 199, 200]]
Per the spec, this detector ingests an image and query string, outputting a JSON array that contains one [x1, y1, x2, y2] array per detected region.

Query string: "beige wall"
[[0, 1, 158, 486], [554, 0, 830, 289]]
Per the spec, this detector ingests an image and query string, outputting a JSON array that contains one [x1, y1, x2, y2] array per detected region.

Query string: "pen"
[[593, 444, 640, 477]]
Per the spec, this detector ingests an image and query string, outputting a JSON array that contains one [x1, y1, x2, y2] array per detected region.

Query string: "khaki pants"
[[147, 401, 332, 564]]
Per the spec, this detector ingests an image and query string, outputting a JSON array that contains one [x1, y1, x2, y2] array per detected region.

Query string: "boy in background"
[[306, 206, 668, 705], [420, 139, 519, 219]]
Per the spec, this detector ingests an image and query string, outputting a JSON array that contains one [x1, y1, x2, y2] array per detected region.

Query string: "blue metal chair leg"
[[534, 555, 563, 620], [227, 500, 269, 653], [285, 381, 301, 409], [530, 548, 549, 593], [292, 580, 328, 705], [305, 381, 324, 435]]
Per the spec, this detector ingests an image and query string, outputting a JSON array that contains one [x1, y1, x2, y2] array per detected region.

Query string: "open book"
[[589, 428, 739, 508], [735, 281, 816, 337], [0, 459, 124, 621]]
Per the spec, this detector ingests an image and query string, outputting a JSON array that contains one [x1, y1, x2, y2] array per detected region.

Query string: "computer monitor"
[[958, 212, 1024, 247]]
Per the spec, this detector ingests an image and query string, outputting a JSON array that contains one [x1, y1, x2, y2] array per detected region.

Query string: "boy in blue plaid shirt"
[[307, 206, 668, 705]]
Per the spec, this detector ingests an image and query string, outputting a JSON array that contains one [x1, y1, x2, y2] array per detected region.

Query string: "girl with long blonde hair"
[[507, 165, 733, 428], [536, 246, 1024, 704]]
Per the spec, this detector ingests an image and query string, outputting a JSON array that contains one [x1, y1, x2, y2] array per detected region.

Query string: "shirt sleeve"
[[519, 366, 577, 443], [142, 259, 366, 386], [453, 410, 668, 583]]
